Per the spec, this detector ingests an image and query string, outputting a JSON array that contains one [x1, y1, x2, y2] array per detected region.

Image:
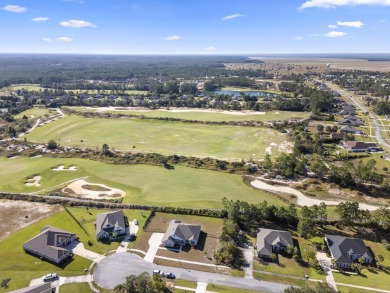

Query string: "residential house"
[[325, 235, 373, 269], [344, 141, 378, 152], [340, 126, 363, 135], [95, 210, 127, 240], [256, 228, 294, 259], [330, 132, 345, 141], [23, 226, 76, 264], [161, 220, 201, 248]]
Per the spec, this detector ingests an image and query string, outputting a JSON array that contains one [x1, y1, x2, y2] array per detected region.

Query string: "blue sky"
[[1, 0, 390, 54]]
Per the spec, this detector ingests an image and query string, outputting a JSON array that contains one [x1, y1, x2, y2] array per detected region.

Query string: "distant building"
[[340, 126, 363, 135], [23, 226, 76, 264], [7, 283, 54, 293], [162, 220, 201, 248], [330, 132, 345, 141], [344, 141, 378, 152]]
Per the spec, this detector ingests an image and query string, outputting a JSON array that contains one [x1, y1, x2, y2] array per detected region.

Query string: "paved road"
[[93, 253, 289, 293], [326, 82, 390, 150]]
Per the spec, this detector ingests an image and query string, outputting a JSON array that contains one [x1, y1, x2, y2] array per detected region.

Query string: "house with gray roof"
[[162, 220, 201, 248], [95, 210, 127, 240], [325, 235, 373, 269], [23, 226, 76, 264], [256, 228, 293, 259]]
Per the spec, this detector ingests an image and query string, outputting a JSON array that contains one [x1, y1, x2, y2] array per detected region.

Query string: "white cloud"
[[301, 0, 390, 9], [204, 46, 217, 51], [164, 35, 180, 41], [222, 14, 244, 21], [59, 19, 96, 28], [324, 31, 347, 37], [42, 38, 52, 42], [328, 24, 338, 28], [32, 17, 49, 22], [337, 21, 364, 28], [294, 36, 304, 40], [309, 33, 320, 37], [1, 5, 26, 13], [57, 36, 73, 42]]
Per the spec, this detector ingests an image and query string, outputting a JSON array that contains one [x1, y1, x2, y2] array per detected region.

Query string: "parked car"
[[153, 270, 163, 275], [42, 273, 57, 281], [164, 272, 175, 279], [126, 233, 136, 241], [133, 219, 138, 225]]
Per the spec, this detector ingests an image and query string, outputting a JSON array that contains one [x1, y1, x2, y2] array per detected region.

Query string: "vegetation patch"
[[81, 184, 111, 192]]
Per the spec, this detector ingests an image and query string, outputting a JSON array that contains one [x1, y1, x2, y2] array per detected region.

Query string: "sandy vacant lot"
[[62, 179, 125, 200], [0, 200, 63, 241]]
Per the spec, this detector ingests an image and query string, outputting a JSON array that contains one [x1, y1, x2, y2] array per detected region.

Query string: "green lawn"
[[14, 108, 54, 119], [22, 114, 288, 160], [253, 271, 312, 287], [0, 156, 283, 208], [59, 282, 93, 293], [0, 210, 92, 292], [206, 283, 265, 293], [9, 84, 44, 92], [336, 285, 367, 293], [70, 106, 310, 123]]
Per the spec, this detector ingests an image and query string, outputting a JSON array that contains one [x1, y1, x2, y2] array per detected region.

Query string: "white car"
[[42, 273, 57, 281]]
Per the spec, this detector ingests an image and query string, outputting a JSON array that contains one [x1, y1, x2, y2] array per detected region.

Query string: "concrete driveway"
[[66, 241, 103, 262], [144, 233, 164, 263], [93, 252, 289, 293], [316, 252, 337, 291]]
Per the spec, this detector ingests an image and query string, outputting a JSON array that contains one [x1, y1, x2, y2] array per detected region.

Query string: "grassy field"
[[206, 284, 265, 293], [22, 114, 289, 160], [9, 84, 44, 91], [0, 210, 92, 292], [59, 283, 93, 293], [0, 156, 283, 208], [14, 108, 56, 119], [70, 106, 310, 122]]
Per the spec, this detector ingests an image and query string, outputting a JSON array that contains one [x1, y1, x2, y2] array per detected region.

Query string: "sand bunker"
[[62, 179, 125, 199], [250, 179, 379, 211], [52, 165, 78, 171], [25, 176, 41, 187]]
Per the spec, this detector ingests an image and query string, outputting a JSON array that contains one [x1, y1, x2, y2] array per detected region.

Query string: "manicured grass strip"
[[207, 283, 265, 293], [333, 267, 390, 291], [0, 156, 283, 208], [253, 272, 316, 288], [175, 279, 197, 289], [14, 108, 53, 119], [71, 106, 310, 123], [23, 114, 288, 160], [59, 282, 93, 293]]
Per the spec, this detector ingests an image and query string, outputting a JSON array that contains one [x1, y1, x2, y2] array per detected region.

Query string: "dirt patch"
[[62, 179, 125, 200], [0, 200, 63, 241], [25, 176, 41, 187], [52, 165, 78, 171]]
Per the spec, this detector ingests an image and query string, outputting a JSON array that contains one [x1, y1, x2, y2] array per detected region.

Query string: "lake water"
[[210, 90, 277, 97]]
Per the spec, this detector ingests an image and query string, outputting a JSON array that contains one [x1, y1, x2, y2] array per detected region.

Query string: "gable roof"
[[257, 228, 293, 256], [325, 234, 373, 264], [95, 210, 125, 236], [340, 126, 362, 133], [344, 141, 377, 150], [162, 220, 201, 243], [23, 226, 75, 262]]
